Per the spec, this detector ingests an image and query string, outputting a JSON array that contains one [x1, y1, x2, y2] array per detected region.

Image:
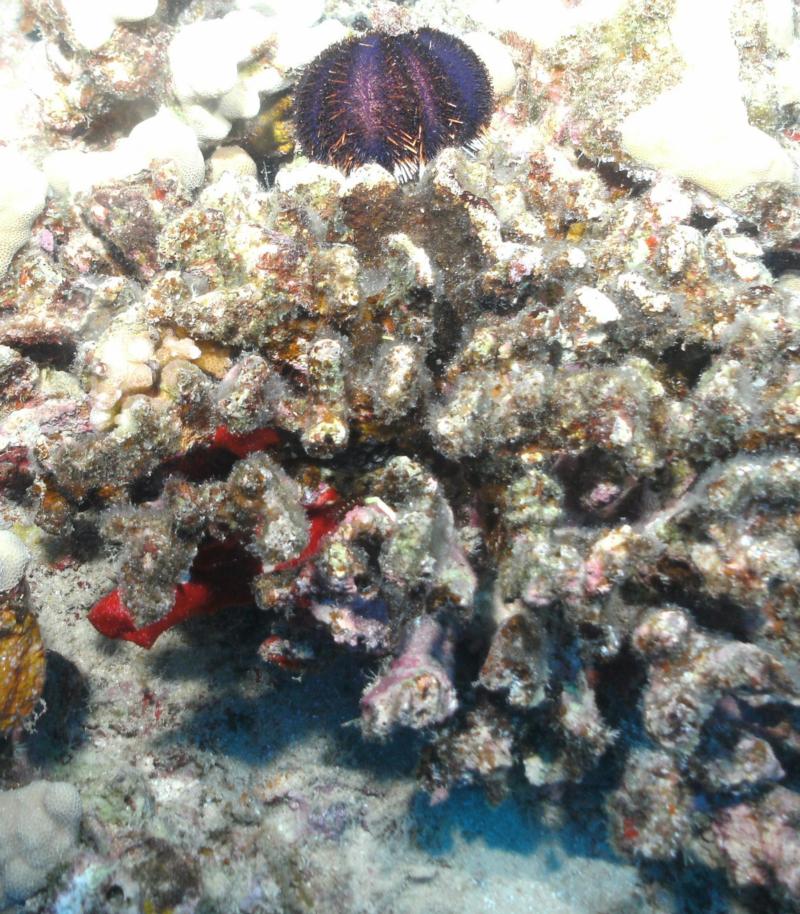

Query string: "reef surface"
[[0, 0, 799, 912]]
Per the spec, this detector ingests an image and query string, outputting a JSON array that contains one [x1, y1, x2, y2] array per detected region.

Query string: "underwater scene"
[[1, 0, 800, 911]]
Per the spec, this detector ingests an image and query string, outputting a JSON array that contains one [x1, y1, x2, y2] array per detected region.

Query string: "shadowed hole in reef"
[[594, 644, 647, 736], [658, 341, 714, 388], [410, 781, 621, 864], [737, 220, 760, 238], [39, 516, 105, 564], [425, 296, 464, 374], [575, 151, 652, 196], [153, 629, 421, 779], [164, 0, 195, 22], [84, 227, 151, 280], [130, 838, 202, 909], [764, 247, 800, 277], [738, 700, 800, 785], [411, 786, 544, 856], [105, 885, 125, 903], [552, 448, 649, 525], [650, 560, 761, 641], [78, 99, 158, 145], [691, 706, 800, 808], [640, 860, 736, 914], [688, 210, 719, 233], [128, 443, 241, 503], [15, 340, 77, 371]]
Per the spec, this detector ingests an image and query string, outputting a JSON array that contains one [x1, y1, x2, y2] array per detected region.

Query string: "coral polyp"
[[294, 29, 493, 179]]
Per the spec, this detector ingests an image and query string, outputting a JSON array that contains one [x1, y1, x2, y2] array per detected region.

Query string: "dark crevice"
[[639, 859, 737, 914], [594, 644, 647, 735], [575, 151, 652, 196], [15, 340, 77, 370], [764, 247, 800, 277], [650, 564, 762, 642], [658, 341, 714, 388], [78, 99, 158, 146], [552, 448, 650, 525], [129, 445, 241, 503], [81, 219, 149, 282], [426, 298, 467, 373], [688, 210, 719, 233], [25, 652, 90, 767]]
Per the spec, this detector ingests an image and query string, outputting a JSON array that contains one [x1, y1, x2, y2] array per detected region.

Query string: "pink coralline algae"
[[360, 616, 458, 738]]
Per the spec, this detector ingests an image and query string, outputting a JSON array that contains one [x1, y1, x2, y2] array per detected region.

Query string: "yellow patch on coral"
[[194, 340, 233, 379], [0, 604, 46, 733]]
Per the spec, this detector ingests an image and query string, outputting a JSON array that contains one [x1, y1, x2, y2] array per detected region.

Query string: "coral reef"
[[0, 0, 799, 910]]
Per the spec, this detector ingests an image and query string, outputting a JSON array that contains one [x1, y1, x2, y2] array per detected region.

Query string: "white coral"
[[621, 0, 796, 199], [462, 32, 516, 97], [169, 6, 346, 143], [0, 781, 82, 907], [207, 146, 259, 182], [169, 11, 285, 142], [44, 108, 205, 197], [236, 0, 325, 23], [0, 149, 48, 278], [61, 0, 159, 51], [0, 529, 30, 593], [170, 12, 276, 103], [469, 0, 626, 49]]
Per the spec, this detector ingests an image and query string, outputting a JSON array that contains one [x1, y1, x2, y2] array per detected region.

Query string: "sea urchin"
[[294, 28, 494, 180]]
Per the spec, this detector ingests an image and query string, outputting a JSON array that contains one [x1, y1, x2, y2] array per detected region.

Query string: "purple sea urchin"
[[294, 29, 494, 180]]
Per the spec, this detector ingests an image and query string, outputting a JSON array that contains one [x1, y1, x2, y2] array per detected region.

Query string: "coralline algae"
[[0, 0, 799, 911]]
